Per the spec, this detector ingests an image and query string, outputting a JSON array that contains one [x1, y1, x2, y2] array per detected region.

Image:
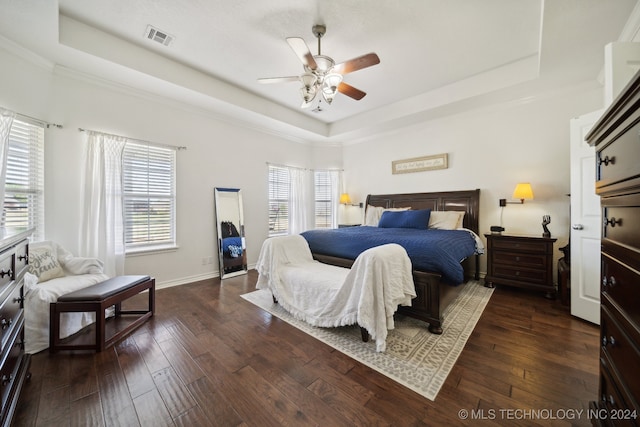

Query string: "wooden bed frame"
[[312, 189, 481, 334]]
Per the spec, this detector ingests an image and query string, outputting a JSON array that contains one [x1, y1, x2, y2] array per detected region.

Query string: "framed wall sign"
[[392, 153, 448, 174]]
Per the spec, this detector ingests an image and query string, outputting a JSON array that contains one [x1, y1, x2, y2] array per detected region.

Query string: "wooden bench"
[[49, 275, 155, 352]]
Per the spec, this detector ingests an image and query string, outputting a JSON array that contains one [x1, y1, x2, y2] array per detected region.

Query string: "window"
[[314, 170, 334, 229], [2, 118, 44, 241], [268, 165, 289, 236], [268, 165, 341, 235], [122, 142, 176, 252]]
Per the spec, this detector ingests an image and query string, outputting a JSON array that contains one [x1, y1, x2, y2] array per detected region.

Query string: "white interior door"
[[569, 110, 603, 325]]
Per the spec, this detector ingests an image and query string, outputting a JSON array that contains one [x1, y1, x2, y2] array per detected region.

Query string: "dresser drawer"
[[13, 240, 28, 280], [601, 304, 640, 411], [491, 238, 547, 253], [0, 321, 23, 415], [0, 283, 22, 354], [493, 251, 548, 269], [597, 119, 640, 189], [599, 356, 638, 426], [602, 254, 640, 334], [0, 252, 13, 301], [603, 206, 640, 250]]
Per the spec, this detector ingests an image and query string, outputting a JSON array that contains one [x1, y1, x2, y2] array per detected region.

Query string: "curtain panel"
[[80, 132, 126, 277], [0, 109, 16, 220]]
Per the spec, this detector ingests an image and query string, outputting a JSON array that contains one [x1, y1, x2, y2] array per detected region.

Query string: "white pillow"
[[429, 211, 465, 230], [28, 246, 65, 283], [364, 205, 410, 226]]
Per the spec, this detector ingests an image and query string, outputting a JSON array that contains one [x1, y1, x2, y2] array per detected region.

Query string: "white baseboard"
[[155, 271, 218, 290]]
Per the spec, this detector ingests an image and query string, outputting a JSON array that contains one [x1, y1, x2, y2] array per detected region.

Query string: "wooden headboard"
[[365, 189, 480, 234]]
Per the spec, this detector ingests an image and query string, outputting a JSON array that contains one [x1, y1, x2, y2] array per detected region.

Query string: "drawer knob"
[[1, 318, 12, 330], [598, 155, 615, 166], [603, 217, 622, 228], [0, 269, 12, 278], [515, 256, 520, 262], [602, 335, 616, 347], [1, 374, 12, 386], [18, 254, 28, 262], [602, 276, 617, 288], [609, 395, 615, 406]]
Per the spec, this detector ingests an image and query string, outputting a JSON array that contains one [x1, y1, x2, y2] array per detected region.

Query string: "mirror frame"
[[214, 187, 247, 279]]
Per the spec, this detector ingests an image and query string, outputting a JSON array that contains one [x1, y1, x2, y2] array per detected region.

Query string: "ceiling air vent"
[[144, 25, 174, 47]]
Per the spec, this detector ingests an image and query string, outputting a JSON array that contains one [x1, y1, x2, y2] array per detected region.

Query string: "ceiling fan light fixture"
[[259, 25, 379, 110], [300, 86, 317, 106], [322, 73, 343, 104], [312, 55, 335, 73], [300, 72, 317, 89]]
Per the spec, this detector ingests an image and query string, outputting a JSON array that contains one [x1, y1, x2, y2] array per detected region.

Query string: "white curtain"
[[0, 109, 16, 218], [80, 131, 126, 277], [289, 167, 314, 234], [329, 170, 341, 229]]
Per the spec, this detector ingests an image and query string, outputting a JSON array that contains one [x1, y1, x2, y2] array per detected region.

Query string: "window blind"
[[314, 170, 333, 228], [122, 142, 176, 251], [2, 118, 44, 241], [268, 165, 290, 236]]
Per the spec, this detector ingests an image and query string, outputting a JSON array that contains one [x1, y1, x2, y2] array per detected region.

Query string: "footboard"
[[312, 253, 453, 334]]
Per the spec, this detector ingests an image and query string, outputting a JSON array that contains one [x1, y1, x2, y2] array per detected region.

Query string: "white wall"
[[342, 84, 603, 277], [0, 47, 341, 287], [1, 44, 606, 286]]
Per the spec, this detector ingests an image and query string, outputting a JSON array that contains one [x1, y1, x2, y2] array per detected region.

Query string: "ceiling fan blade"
[[257, 76, 300, 84], [286, 37, 318, 70], [338, 82, 366, 100], [333, 53, 380, 75]]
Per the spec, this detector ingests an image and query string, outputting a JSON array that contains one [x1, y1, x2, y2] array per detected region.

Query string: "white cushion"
[[429, 211, 465, 230]]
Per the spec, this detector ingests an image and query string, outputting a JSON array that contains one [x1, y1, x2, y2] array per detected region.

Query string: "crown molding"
[[0, 34, 54, 71]]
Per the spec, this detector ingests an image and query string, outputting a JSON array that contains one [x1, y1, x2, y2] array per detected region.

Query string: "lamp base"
[[490, 226, 505, 233]]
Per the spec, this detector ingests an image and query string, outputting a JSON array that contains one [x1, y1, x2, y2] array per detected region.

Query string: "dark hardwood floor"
[[14, 270, 599, 426]]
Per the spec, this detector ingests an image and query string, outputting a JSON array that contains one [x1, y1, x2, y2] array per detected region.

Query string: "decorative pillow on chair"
[[28, 247, 65, 283]]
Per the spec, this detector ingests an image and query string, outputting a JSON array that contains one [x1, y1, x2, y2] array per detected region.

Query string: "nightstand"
[[484, 233, 557, 299]]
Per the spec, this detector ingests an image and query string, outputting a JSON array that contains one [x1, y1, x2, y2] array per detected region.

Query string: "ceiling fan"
[[258, 24, 380, 109]]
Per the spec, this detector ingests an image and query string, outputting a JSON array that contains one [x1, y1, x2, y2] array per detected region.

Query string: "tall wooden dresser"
[[0, 228, 32, 427], [586, 70, 640, 425]]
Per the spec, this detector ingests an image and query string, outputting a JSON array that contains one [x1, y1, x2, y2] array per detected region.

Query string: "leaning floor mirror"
[[214, 187, 248, 279]]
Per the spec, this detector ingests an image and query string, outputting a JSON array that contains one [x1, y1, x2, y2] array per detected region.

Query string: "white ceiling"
[[0, 0, 637, 143]]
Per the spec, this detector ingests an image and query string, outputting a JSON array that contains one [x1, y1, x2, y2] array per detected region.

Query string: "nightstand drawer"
[[491, 239, 547, 253], [493, 251, 547, 269], [492, 265, 547, 284]]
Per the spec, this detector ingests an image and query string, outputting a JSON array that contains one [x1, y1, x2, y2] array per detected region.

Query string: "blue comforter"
[[301, 226, 477, 284]]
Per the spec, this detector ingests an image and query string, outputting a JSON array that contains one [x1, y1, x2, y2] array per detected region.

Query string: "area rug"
[[241, 280, 493, 400]]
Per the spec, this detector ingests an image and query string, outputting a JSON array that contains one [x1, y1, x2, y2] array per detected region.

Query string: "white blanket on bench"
[[256, 235, 415, 352]]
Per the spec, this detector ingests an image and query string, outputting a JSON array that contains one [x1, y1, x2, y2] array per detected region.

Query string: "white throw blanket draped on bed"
[[255, 235, 416, 352]]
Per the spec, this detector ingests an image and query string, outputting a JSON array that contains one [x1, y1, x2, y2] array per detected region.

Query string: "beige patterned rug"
[[241, 280, 493, 400]]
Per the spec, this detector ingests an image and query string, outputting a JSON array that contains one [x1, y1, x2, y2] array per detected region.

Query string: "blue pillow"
[[378, 209, 431, 229]]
